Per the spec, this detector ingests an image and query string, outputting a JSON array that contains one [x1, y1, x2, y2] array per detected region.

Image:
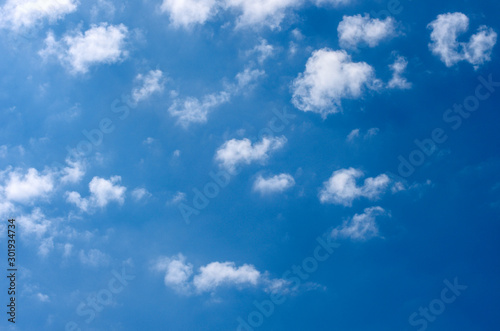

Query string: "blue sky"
[[0, 0, 499, 330]]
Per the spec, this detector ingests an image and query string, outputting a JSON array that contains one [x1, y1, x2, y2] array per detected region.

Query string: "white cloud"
[[169, 67, 263, 127], [319, 168, 390, 206], [388, 56, 411, 89], [38, 237, 54, 257], [248, 39, 275, 64], [17, 208, 50, 237], [154, 254, 292, 295], [428, 12, 497, 68], [338, 14, 397, 49], [215, 136, 286, 173], [39, 23, 129, 74], [131, 188, 151, 201], [132, 70, 165, 103], [160, 0, 218, 28], [346, 129, 360, 142], [4, 168, 54, 203], [60, 158, 85, 184], [169, 91, 230, 127], [193, 262, 261, 292], [66, 176, 126, 212], [154, 254, 193, 292], [225, 0, 300, 29], [0, 0, 78, 31], [332, 206, 387, 240], [313, 0, 352, 6], [292, 49, 378, 118], [253, 173, 295, 194], [79, 249, 110, 267], [168, 191, 186, 205]]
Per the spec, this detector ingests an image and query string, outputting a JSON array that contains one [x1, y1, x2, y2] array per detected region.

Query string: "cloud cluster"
[[39, 23, 129, 74], [66, 176, 126, 213], [428, 12, 497, 68], [132, 70, 165, 103], [337, 14, 397, 49], [215, 136, 287, 173], [292, 49, 378, 118], [154, 254, 282, 295], [319, 168, 390, 206], [0, 0, 78, 31]]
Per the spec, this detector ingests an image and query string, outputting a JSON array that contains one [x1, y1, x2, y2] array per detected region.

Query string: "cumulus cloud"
[[66, 176, 126, 212], [160, 0, 219, 28], [39, 23, 129, 74], [319, 168, 390, 206], [248, 39, 275, 64], [60, 158, 85, 184], [215, 136, 287, 173], [253, 173, 295, 194], [292, 49, 378, 118], [428, 12, 497, 68], [332, 206, 387, 240], [338, 14, 397, 48], [154, 254, 282, 295], [0, 0, 78, 31], [4, 168, 54, 203], [225, 0, 300, 29], [132, 70, 165, 103], [387, 56, 411, 89]]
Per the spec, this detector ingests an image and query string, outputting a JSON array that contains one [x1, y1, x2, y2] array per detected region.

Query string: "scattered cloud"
[[338, 14, 397, 49], [215, 136, 287, 173], [319, 168, 390, 206], [428, 12, 497, 68], [79, 249, 110, 267], [0, 0, 78, 31], [160, 0, 219, 28], [39, 23, 129, 74], [292, 49, 379, 118], [132, 70, 165, 103], [332, 206, 387, 240], [387, 56, 411, 89], [4, 168, 54, 203], [253, 173, 295, 194], [66, 176, 126, 212]]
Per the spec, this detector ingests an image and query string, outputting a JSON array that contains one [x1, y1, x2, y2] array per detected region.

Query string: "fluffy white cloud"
[[428, 12, 497, 68], [332, 206, 387, 240], [39, 23, 129, 74], [248, 39, 275, 64], [225, 0, 300, 29], [132, 70, 165, 103], [66, 176, 126, 212], [193, 262, 261, 292], [387, 56, 411, 89], [215, 136, 286, 173], [154, 255, 268, 294], [338, 14, 397, 48], [60, 158, 85, 184], [313, 0, 352, 6], [4, 168, 54, 203], [292, 49, 378, 118], [17, 208, 50, 237], [160, 0, 218, 28], [253, 173, 295, 194], [319, 168, 390, 206], [0, 0, 78, 31]]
